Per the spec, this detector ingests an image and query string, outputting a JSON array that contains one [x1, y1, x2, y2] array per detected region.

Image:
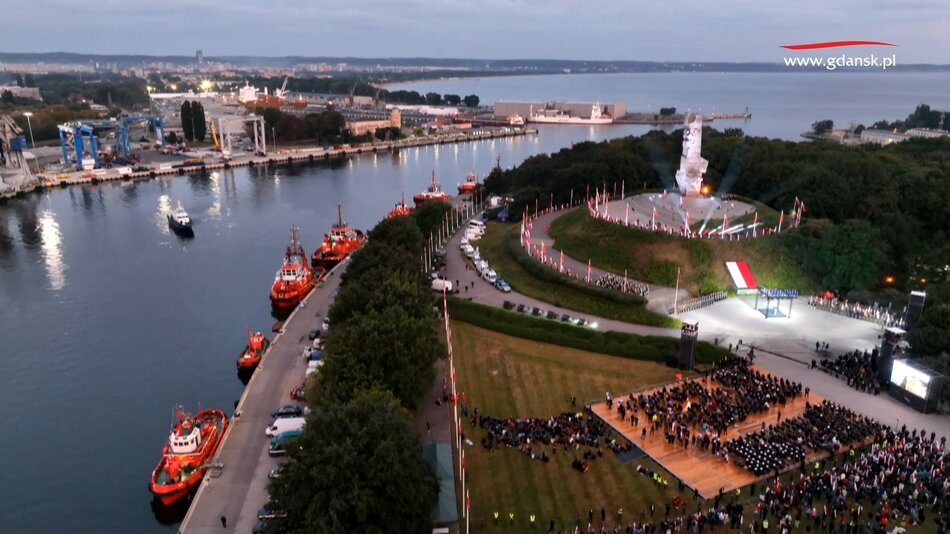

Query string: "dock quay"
[[614, 111, 751, 124], [177, 264, 345, 533], [0, 127, 537, 201]]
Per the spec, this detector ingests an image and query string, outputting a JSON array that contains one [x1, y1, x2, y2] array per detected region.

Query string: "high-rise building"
[[196, 49, 204, 66]]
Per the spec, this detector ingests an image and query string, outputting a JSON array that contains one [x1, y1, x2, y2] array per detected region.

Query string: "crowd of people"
[[673, 291, 728, 314], [594, 273, 649, 297], [725, 400, 885, 476], [807, 295, 906, 328], [819, 349, 885, 394], [476, 409, 622, 468]]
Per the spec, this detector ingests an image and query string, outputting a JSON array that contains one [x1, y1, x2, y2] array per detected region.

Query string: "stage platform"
[[590, 366, 828, 499]]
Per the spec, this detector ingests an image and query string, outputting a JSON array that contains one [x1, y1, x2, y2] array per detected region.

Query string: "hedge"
[[447, 297, 730, 365]]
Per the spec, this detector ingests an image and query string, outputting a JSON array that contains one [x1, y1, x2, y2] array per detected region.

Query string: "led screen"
[[890, 359, 931, 399]]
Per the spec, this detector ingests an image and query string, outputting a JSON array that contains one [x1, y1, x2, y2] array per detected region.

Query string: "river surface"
[[390, 71, 950, 140], [2, 70, 949, 533]]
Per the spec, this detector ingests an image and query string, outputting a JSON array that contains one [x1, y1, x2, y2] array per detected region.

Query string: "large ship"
[[528, 103, 613, 125], [269, 226, 319, 312], [386, 193, 414, 219], [413, 171, 453, 206], [236, 330, 270, 370], [310, 203, 366, 271], [149, 406, 228, 506], [457, 170, 478, 194]]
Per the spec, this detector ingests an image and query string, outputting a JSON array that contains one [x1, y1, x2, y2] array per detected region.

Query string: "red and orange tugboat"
[[149, 406, 228, 506], [457, 170, 478, 194], [413, 171, 453, 206], [236, 330, 270, 370], [310, 203, 366, 271], [386, 193, 414, 219], [270, 226, 319, 312]]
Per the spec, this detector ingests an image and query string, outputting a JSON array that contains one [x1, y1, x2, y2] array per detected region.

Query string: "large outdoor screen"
[[890, 360, 931, 399]]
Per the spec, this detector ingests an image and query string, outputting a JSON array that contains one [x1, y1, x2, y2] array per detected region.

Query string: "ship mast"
[[337, 202, 343, 227]]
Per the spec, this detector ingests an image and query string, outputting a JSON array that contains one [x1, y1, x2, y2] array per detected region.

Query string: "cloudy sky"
[[2, 0, 948, 63]]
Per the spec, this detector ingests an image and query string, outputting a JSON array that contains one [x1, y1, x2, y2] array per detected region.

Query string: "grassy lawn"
[[478, 222, 679, 328], [453, 320, 692, 532], [549, 209, 816, 295]]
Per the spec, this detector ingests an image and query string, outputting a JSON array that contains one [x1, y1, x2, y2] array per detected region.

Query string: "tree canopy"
[[267, 389, 438, 534]]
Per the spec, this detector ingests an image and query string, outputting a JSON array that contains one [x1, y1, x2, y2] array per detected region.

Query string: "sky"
[[2, 0, 949, 63]]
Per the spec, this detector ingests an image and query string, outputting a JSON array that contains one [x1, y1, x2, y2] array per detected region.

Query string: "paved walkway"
[[527, 207, 678, 312], [179, 264, 346, 534]]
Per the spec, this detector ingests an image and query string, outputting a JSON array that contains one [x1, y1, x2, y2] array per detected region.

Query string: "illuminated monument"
[[674, 112, 708, 195]]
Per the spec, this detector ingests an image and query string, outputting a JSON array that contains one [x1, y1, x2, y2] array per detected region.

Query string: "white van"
[[481, 270, 498, 284], [464, 228, 482, 241], [468, 219, 486, 230], [431, 278, 454, 293], [265, 416, 305, 437]]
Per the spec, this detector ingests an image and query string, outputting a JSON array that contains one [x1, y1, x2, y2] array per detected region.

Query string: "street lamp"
[[22, 111, 35, 149]]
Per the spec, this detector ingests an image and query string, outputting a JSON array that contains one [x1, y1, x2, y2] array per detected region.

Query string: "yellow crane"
[[207, 114, 220, 151]]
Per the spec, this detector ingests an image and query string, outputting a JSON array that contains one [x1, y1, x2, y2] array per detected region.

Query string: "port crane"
[[118, 115, 165, 157]]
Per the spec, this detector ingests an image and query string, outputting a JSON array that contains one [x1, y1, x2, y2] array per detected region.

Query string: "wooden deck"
[[591, 366, 825, 499]]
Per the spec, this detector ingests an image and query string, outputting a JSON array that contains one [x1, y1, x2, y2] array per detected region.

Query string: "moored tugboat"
[[457, 170, 478, 194], [236, 330, 270, 371], [149, 406, 228, 506], [269, 226, 317, 312], [310, 203, 366, 271], [413, 171, 452, 206]]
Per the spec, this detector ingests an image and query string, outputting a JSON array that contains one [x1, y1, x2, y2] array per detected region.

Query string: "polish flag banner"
[[586, 259, 592, 283], [725, 261, 759, 289], [559, 250, 564, 272], [752, 212, 759, 237], [721, 214, 729, 238]]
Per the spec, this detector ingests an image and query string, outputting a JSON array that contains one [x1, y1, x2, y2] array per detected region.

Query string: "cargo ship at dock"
[[528, 103, 613, 125], [310, 203, 366, 271], [149, 406, 228, 506]]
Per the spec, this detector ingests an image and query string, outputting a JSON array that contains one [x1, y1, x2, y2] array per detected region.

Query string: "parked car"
[[268, 466, 284, 479], [308, 328, 320, 340], [481, 270, 497, 284], [531, 307, 542, 316], [516, 304, 528, 313], [494, 278, 512, 293], [503, 300, 514, 310], [546, 310, 558, 320], [258, 503, 288, 520], [271, 403, 304, 418], [560, 313, 572, 323], [322, 317, 330, 331]]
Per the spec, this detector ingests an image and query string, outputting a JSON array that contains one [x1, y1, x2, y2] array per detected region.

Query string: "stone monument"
[[674, 112, 708, 195]]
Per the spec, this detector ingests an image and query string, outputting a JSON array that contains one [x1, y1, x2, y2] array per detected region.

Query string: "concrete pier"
[[1, 127, 537, 201], [177, 264, 346, 533]]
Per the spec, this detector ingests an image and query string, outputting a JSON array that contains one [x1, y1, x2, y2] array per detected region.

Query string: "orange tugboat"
[[149, 406, 228, 506], [386, 193, 414, 219], [413, 171, 453, 206], [310, 203, 366, 271], [236, 330, 270, 370], [457, 170, 478, 194], [270, 226, 319, 312]]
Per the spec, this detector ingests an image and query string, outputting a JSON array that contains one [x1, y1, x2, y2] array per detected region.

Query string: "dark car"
[[576, 318, 587, 327], [257, 503, 288, 520], [271, 403, 304, 418], [531, 307, 542, 316], [560, 313, 572, 322], [308, 328, 320, 340], [546, 310, 558, 320], [516, 304, 527, 313], [502, 300, 514, 310]]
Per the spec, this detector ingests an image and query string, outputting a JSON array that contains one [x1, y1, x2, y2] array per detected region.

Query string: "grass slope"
[[452, 321, 690, 532], [549, 209, 816, 295], [479, 222, 679, 328]]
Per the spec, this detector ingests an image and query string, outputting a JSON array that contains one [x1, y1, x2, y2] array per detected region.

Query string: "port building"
[[494, 101, 626, 119]]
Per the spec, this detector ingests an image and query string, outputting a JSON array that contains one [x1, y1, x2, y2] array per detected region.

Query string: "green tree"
[[424, 92, 442, 106], [803, 219, 889, 292], [180, 100, 194, 142], [907, 303, 950, 358], [659, 107, 676, 116], [268, 389, 438, 534], [412, 201, 452, 240], [329, 267, 432, 326], [192, 101, 207, 142], [462, 94, 480, 108], [812, 119, 834, 135], [1, 90, 13, 104], [317, 306, 442, 406], [24, 74, 35, 88], [166, 131, 178, 144], [443, 94, 461, 106], [15, 73, 24, 87]]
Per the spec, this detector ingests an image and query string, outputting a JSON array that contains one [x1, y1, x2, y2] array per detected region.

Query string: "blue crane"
[[119, 115, 165, 157]]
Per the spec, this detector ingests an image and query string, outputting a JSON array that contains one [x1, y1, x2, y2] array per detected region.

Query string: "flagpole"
[[673, 267, 681, 314]]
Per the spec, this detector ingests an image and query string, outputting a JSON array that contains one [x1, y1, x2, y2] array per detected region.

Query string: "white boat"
[[528, 104, 613, 125]]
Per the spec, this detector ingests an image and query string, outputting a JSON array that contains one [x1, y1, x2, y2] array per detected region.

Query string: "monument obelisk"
[[674, 112, 708, 196]]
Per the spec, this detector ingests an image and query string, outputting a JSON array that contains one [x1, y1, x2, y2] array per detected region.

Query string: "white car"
[[481, 270, 498, 284], [462, 244, 475, 257]]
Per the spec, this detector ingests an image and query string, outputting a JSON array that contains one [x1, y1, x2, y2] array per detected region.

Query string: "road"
[[179, 263, 346, 534]]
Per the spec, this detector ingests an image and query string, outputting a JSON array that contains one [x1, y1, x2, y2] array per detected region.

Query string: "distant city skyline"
[[2, 0, 949, 64]]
